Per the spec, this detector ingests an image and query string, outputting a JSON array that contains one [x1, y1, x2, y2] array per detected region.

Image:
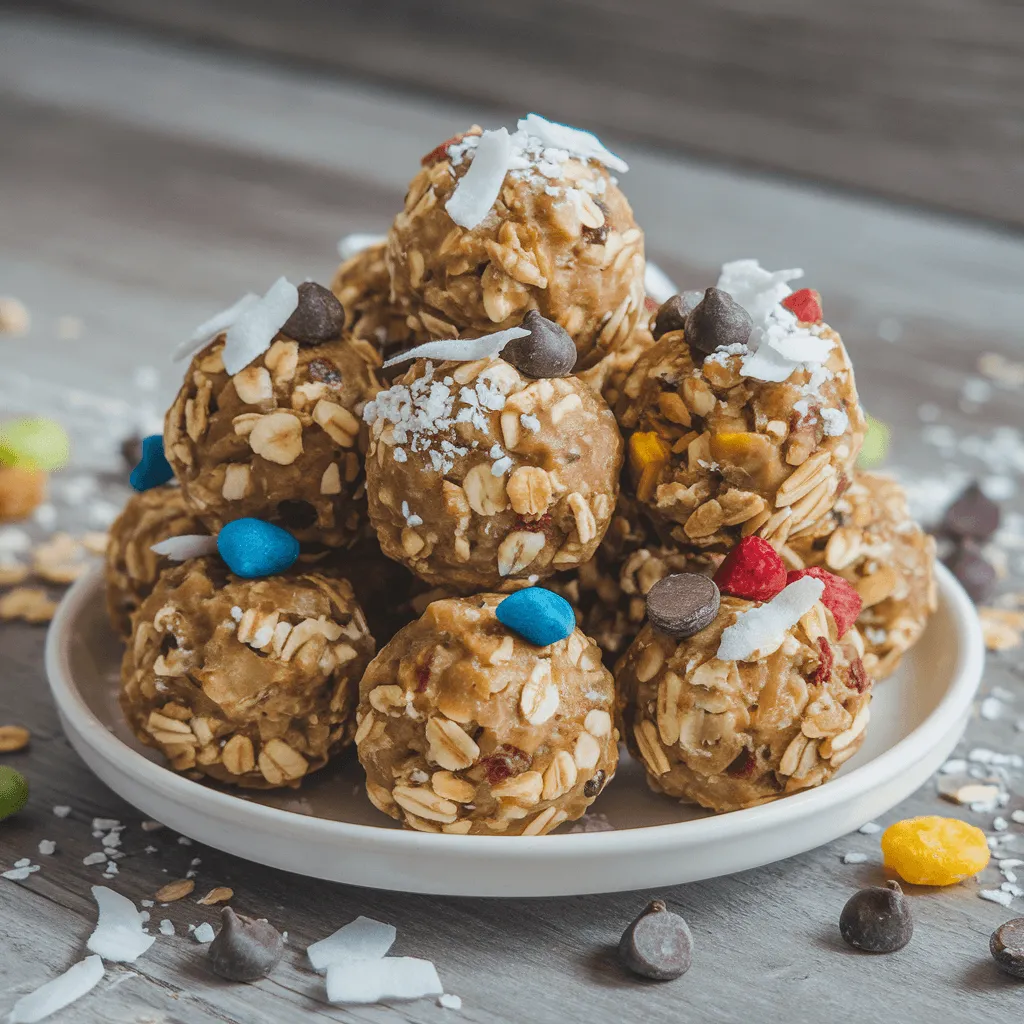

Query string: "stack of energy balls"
[[106, 115, 936, 834]]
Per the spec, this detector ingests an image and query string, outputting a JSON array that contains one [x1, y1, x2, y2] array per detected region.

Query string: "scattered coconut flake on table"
[[445, 127, 513, 229], [222, 277, 299, 376], [383, 326, 530, 369], [86, 886, 156, 962], [38, 840, 55, 856], [7, 955, 104, 1024], [643, 261, 678, 304], [3, 863, 40, 880], [150, 535, 218, 561], [438, 993, 463, 1011], [172, 292, 260, 363], [979, 889, 1015, 908], [858, 822, 882, 835], [193, 922, 216, 944], [326, 957, 443, 1006], [717, 576, 825, 661], [337, 232, 386, 260], [158, 919, 175, 936], [518, 114, 628, 173], [307, 916, 397, 972], [842, 853, 868, 865]]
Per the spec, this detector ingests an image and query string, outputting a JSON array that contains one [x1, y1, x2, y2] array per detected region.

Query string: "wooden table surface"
[[1, 13, 1023, 1024]]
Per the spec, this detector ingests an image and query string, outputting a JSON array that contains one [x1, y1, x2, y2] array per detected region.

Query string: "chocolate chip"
[[584, 770, 606, 798], [990, 918, 1024, 978], [652, 291, 702, 340], [618, 900, 693, 980], [645, 573, 720, 639], [947, 539, 997, 604], [839, 881, 913, 953], [281, 282, 345, 346], [942, 482, 1000, 541], [209, 907, 284, 982], [503, 311, 577, 378], [308, 357, 343, 388], [683, 287, 754, 357]]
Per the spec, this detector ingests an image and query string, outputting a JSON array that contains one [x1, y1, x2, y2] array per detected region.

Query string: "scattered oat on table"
[[0, 587, 57, 623], [197, 887, 234, 906], [979, 607, 1024, 651], [0, 725, 30, 752], [154, 879, 195, 903]]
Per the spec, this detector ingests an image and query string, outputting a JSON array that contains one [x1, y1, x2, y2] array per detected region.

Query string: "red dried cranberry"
[[786, 566, 862, 638], [643, 295, 661, 315], [781, 288, 822, 323], [512, 512, 555, 538], [480, 745, 531, 785], [849, 656, 870, 693], [813, 636, 834, 686], [415, 652, 433, 692], [726, 749, 757, 778], [713, 537, 788, 602]]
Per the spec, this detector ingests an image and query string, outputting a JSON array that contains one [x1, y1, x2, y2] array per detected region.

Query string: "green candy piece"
[[0, 417, 70, 471], [0, 765, 29, 821], [858, 413, 890, 470]]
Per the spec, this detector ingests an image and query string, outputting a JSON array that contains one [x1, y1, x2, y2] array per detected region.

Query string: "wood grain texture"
[[25, 0, 1024, 227], [1, 13, 1023, 1024]]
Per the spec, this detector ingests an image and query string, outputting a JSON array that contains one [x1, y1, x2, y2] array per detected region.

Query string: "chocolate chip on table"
[[652, 291, 702, 340], [941, 482, 1000, 542], [645, 573, 720, 639], [209, 907, 284, 982], [503, 311, 577, 378], [618, 899, 693, 980], [281, 282, 345, 346], [990, 917, 1024, 979], [684, 287, 754, 357], [946, 539, 997, 604], [839, 881, 913, 953]]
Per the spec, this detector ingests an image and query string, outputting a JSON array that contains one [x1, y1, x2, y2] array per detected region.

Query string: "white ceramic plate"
[[46, 563, 983, 897]]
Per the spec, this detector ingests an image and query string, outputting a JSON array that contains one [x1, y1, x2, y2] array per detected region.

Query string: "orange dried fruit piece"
[[629, 431, 671, 502], [0, 465, 46, 522], [710, 431, 770, 466], [881, 816, 990, 886]]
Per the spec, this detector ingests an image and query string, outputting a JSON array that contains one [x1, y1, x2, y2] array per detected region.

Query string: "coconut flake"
[[86, 886, 156, 962], [173, 292, 260, 363], [717, 576, 825, 662], [158, 919, 175, 936], [307, 917, 396, 973], [820, 407, 849, 437], [222, 277, 299, 376], [445, 128, 513, 229], [337, 232, 386, 261], [52, 806, 71, 818], [150, 535, 218, 562], [517, 114, 628, 173], [438, 994, 463, 1010], [643, 261, 678, 304], [979, 889, 1015, 908], [326, 957, 443, 1005], [7, 956, 105, 1024], [38, 841, 55, 856], [382, 327, 530, 369], [193, 922, 215, 943], [738, 335, 795, 383]]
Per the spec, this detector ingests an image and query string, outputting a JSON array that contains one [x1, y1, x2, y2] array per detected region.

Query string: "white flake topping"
[[445, 128, 513, 229], [151, 535, 218, 562], [337, 232, 386, 261], [222, 277, 299, 376], [717, 576, 825, 662], [7, 956, 105, 1024], [307, 916, 397, 972], [173, 292, 260, 363], [383, 326, 529, 369], [86, 886, 156, 962]]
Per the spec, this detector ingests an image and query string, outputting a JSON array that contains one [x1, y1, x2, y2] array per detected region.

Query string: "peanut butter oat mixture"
[[121, 557, 374, 788], [387, 124, 646, 363], [105, 485, 207, 636], [165, 331, 380, 546], [617, 590, 872, 813], [356, 594, 618, 835], [364, 355, 623, 591], [786, 472, 937, 681]]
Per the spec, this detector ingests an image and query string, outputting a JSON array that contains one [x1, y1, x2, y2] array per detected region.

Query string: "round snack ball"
[[785, 472, 936, 681], [105, 485, 208, 636], [577, 312, 656, 410], [165, 303, 380, 547], [364, 355, 623, 591], [616, 588, 871, 812], [121, 557, 374, 788], [387, 124, 646, 363], [617, 263, 866, 551], [356, 594, 619, 835], [880, 816, 990, 886]]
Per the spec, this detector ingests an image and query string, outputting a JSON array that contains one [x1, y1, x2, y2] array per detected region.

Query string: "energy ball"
[[105, 485, 207, 636], [618, 261, 866, 552], [166, 284, 380, 546], [617, 575, 872, 813], [786, 472, 937, 681], [121, 557, 374, 788], [387, 118, 646, 363], [577, 311, 656, 409], [355, 593, 619, 834], [364, 352, 623, 591]]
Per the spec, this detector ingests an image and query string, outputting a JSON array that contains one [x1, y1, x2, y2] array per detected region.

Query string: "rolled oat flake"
[[618, 899, 693, 980], [684, 287, 754, 356], [645, 573, 720, 639], [990, 917, 1024, 978], [652, 291, 703, 340], [281, 282, 345, 346], [502, 310, 577, 378], [209, 907, 284, 982]]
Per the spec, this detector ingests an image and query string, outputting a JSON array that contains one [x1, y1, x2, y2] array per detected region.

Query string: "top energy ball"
[[618, 261, 866, 551], [387, 115, 646, 364]]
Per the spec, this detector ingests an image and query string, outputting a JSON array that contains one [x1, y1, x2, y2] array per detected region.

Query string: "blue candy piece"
[[217, 518, 299, 579], [129, 434, 174, 492], [496, 587, 576, 648]]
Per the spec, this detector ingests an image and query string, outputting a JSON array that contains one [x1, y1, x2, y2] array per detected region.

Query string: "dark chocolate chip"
[[683, 287, 754, 356], [503, 311, 577, 378], [584, 770, 607, 799], [281, 282, 345, 346], [990, 917, 1024, 978], [652, 291, 702, 340], [618, 900, 693, 980], [942, 482, 1000, 542], [209, 907, 284, 982], [308, 358, 343, 388], [839, 881, 913, 953], [946, 539, 997, 604], [645, 573, 720, 639]]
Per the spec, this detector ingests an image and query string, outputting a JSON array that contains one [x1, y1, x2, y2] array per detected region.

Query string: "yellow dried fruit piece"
[[709, 432, 768, 464], [881, 816, 990, 886], [629, 431, 671, 502]]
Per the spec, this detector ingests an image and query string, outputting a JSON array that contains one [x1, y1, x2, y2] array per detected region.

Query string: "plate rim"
[[46, 562, 984, 861]]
